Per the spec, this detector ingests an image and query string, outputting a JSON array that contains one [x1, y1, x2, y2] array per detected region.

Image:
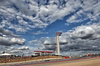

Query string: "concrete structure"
[[34, 51, 55, 56], [56, 32, 62, 55], [34, 32, 62, 56]]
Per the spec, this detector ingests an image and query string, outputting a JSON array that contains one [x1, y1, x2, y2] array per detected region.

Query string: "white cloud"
[[0, 27, 25, 46], [1, 22, 99, 56], [72, 26, 95, 39], [0, 0, 100, 56], [1, 0, 99, 32], [18, 46, 29, 50], [0, 45, 35, 56], [9, 46, 37, 56], [66, 0, 100, 24], [28, 22, 100, 52]]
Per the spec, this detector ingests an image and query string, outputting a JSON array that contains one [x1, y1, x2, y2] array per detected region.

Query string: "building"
[[34, 32, 62, 56], [34, 51, 55, 56], [0, 53, 13, 58]]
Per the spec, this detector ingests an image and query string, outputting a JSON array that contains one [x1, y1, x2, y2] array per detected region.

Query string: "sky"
[[0, 0, 100, 56]]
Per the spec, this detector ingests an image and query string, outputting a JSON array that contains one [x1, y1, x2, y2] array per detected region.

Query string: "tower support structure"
[[56, 32, 62, 55]]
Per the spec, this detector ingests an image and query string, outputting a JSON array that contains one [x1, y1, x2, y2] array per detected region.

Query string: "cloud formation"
[[0, 45, 34, 56], [29, 23, 100, 52], [0, 0, 100, 56], [0, 27, 25, 46], [0, 0, 99, 32]]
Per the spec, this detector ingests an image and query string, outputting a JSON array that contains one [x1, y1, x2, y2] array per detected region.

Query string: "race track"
[[15, 57, 100, 66]]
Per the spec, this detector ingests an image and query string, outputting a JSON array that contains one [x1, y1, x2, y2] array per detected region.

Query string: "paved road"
[[15, 57, 100, 66]]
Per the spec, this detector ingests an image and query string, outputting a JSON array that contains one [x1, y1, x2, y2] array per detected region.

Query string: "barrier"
[[0, 56, 63, 63]]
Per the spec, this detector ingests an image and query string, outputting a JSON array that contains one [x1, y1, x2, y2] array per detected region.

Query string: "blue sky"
[[0, 0, 100, 56]]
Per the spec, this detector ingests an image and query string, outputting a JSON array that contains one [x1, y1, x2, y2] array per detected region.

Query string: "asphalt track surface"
[[14, 56, 100, 66]]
